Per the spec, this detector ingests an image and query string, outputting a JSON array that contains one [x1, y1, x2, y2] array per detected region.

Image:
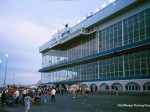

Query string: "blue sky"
[[0, 0, 111, 86]]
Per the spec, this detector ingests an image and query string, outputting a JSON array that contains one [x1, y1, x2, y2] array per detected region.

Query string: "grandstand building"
[[39, 0, 150, 92]]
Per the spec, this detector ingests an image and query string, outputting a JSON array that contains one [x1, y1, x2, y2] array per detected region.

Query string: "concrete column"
[[122, 83, 126, 92], [109, 86, 112, 92], [140, 85, 143, 92]]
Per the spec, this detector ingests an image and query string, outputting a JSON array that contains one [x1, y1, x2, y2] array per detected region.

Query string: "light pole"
[[3, 54, 8, 88], [0, 60, 2, 86]]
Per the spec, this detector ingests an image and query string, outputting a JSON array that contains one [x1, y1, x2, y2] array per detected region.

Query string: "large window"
[[41, 9, 150, 84], [99, 56, 123, 79], [99, 9, 150, 52], [42, 34, 98, 68], [42, 9, 150, 69], [124, 50, 150, 77], [99, 22, 123, 52], [41, 50, 150, 83]]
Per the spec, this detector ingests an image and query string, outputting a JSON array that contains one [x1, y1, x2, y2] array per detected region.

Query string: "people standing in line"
[[1, 90, 6, 107], [14, 89, 19, 104], [24, 93, 34, 112], [51, 88, 56, 102]]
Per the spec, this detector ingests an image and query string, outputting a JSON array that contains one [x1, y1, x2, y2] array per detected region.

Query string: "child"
[[43, 90, 47, 103], [24, 93, 34, 112]]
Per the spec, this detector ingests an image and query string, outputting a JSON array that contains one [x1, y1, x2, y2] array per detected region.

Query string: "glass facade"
[[41, 8, 150, 84], [99, 8, 150, 52], [41, 50, 150, 83], [99, 21, 123, 51], [42, 34, 98, 68]]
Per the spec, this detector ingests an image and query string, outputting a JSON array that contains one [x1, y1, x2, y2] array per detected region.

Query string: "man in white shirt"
[[23, 89, 27, 100], [51, 88, 56, 102], [14, 89, 19, 104]]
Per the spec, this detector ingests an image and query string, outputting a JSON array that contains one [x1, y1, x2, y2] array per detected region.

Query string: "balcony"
[[39, 27, 97, 53]]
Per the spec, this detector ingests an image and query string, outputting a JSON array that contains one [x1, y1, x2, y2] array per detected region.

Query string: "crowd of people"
[[70, 86, 90, 99], [0, 86, 57, 112], [0, 85, 91, 112]]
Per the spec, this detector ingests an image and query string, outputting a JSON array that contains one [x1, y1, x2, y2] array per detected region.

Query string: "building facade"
[[39, 0, 150, 92]]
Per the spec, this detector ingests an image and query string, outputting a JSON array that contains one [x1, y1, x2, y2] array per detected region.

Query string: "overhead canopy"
[[29, 85, 38, 89]]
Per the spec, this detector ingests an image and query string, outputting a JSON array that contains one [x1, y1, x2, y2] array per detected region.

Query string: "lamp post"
[[0, 60, 2, 86], [3, 54, 8, 88]]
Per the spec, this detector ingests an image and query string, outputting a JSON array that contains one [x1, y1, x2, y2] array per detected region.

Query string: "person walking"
[[72, 87, 76, 99], [85, 88, 90, 98], [60, 87, 64, 95], [115, 87, 118, 96], [14, 89, 19, 104], [24, 93, 34, 112], [51, 88, 56, 102], [38, 88, 42, 96], [43, 90, 47, 103], [1, 90, 6, 107], [76, 87, 81, 99], [23, 88, 27, 100]]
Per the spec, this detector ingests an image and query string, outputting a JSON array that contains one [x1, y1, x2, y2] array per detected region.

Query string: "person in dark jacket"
[[1, 90, 6, 107]]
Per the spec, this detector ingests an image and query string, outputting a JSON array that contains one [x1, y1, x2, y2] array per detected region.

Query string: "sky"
[[0, 0, 111, 86]]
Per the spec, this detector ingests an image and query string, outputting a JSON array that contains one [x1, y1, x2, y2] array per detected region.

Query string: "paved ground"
[[0, 93, 150, 112]]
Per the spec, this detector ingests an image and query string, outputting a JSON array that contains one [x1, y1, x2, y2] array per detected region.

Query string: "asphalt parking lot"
[[0, 92, 150, 112]]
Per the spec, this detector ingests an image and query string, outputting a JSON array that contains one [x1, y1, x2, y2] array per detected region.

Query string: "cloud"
[[0, 17, 58, 86], [0, 17, 53, 46], [6, 73, 41, 85]]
